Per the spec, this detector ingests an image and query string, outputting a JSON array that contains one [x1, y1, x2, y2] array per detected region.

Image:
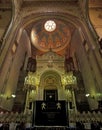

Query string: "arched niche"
[[38, 70, 64, 100], [39, 70, 62, 89]]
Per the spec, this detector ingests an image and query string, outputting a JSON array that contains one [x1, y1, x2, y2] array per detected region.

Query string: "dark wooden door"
[[44, 89, 58, 101]]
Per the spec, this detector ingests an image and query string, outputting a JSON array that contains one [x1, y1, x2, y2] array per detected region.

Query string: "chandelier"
[[24, 72, 36, 91]]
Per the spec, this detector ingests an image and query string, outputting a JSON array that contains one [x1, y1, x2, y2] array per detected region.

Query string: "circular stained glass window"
[[44, 20, 56, 32]]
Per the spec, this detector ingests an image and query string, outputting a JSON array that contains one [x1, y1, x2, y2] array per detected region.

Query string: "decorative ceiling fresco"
[[0, 0, 102, 53], [30, 19, 74, 56]]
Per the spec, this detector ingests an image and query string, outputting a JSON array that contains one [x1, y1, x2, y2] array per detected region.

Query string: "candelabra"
[[63, 71, 77, 113], [63, 71, 77, 89], [24, 72, 36, 114], [24, 72, 36, 91]]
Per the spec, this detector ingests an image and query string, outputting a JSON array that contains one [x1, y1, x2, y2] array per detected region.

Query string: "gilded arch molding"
[[39, 70, 62, 89]]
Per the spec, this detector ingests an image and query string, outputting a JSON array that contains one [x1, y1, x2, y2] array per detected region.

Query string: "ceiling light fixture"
[[44, 20, 56, 32]]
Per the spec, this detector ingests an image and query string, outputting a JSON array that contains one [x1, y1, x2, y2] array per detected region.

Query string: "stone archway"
[[39, 70, 62, 100]]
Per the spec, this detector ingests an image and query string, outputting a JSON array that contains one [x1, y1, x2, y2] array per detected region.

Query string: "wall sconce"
[[85, 94, 95, 99], [85, 93, 90, 97], [7, 94, 16, 100], [0, 94, 4, 98]]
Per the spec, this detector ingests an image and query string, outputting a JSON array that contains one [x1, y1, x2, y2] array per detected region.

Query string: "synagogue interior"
[[0, 0, 102, 129]]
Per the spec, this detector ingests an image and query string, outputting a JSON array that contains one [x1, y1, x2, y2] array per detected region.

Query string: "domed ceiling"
[[30, 19, 74, 56]]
